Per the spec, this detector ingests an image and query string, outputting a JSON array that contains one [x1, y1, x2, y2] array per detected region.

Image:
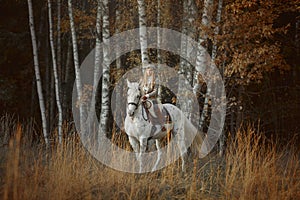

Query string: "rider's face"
[[146, 68, 154, 76]]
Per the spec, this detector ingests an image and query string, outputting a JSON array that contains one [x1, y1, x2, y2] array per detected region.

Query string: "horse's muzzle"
[[127, 109, 134, 117]]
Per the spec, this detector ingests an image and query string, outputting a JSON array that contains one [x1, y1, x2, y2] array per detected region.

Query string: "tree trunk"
[[48, 0, 63, 143], [196, 0, 214, 131], [99, 0, 111, 139], [137, 0, 149, 68], [114, 0, 123, 131], [27, 0, 49, 145], [212, 0, 225, 156], [68, 0, 84, 131], [211, 0, 222, 61], [178, 0, 197, 119], [94, 0, 102, 98]]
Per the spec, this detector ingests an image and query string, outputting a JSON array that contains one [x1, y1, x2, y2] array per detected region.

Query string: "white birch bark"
[[27, 0, 49, 145], [178, 0, 197, 119], [47, 0, 63, 143], [195, 0, 214, 131], [93, 0, 102, 100], [90, 0, 102, 137], [179, 0, 188, 77], [68, 0, 84, 131], [137, 0, 149, 68], [213, 0, 225, 156], [99, 0, 111, 138], [211, 0, 223, 61]]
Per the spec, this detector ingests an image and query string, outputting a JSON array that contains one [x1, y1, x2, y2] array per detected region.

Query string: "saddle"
[[142, 100, 173, 137]]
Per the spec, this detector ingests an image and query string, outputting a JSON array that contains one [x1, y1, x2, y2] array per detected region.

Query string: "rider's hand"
[[142, 95, 147, 101]]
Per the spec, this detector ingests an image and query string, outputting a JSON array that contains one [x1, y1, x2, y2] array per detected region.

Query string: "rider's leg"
[[153, 105, 167, 131]]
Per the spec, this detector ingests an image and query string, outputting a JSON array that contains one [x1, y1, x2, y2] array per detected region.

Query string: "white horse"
[[124, 80, 203, 172]]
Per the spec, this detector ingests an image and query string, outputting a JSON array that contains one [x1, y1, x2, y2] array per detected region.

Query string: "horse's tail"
[[184, 117, 204, 158], [164, 103, 204, 157], [190, 131, 203, 158]]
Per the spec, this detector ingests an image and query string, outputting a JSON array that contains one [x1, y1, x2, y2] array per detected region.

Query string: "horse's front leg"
[[129, 136, 139, 160], [138, 137, 147, 173], [128, 136, 139, 152]]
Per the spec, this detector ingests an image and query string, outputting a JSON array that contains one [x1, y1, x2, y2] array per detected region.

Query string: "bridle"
[[127, 88, 141, 115], [127, 102, 139, 109], [127, 89, 151, 121]]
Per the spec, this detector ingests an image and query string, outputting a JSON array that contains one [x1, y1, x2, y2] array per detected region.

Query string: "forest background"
[[0, 0, 299, 142]]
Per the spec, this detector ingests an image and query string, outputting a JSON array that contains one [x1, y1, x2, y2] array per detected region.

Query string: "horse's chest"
[[134, 120, 150, 133], [125, 117, 151, 137]]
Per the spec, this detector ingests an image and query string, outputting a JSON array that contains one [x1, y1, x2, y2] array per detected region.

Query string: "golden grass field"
[[0, 114, 299, 200]]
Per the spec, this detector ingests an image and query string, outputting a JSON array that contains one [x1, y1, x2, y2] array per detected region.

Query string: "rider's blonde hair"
[[142, 65, 156, 92]]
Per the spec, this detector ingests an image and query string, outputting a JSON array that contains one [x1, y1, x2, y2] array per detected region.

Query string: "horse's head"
[[127, 80, 141, 117]]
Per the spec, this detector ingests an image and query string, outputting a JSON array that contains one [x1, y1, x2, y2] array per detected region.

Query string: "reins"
[[142, 101, 150, 121], [128, 99, 150, 122]]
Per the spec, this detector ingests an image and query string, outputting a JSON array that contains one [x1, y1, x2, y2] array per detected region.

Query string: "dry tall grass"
[[0, 116, 299, 199]]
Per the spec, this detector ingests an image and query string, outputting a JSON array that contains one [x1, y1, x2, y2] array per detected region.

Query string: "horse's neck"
[[133, 104, 143, 120]]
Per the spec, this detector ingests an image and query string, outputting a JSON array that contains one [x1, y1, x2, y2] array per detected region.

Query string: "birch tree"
[[27, 0, 49, 145], [93, 0, 102, 110], [47, 0, 63, 143], [195, 0, 214, 131], [212, 0, 224, 156], [178, 0, 197, 119], [68, 0, 84, 131], [99, 0, 111, 138], [137, 0, 149, 68], [211, 0, 223, 62]]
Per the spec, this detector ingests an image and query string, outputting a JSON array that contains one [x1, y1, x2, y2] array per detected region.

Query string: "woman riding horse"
[[140, 64, 167, 132]]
